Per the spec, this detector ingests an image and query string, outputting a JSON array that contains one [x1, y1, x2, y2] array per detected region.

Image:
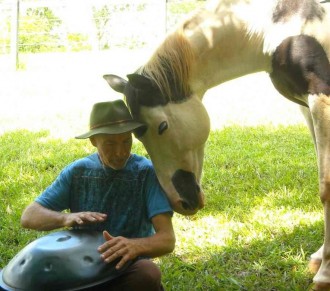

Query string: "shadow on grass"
[[158, 125, 322, 290], [0, 129, 96, 266], [200, 125, 319, 218], [161, 221, 323, 291], [0, 126, 323, 291]]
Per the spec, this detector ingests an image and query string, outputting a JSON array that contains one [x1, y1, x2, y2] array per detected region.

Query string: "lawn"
[[0, 125, 322, 290], [0, 47, 316, 291], [0, 0, 319, 289]]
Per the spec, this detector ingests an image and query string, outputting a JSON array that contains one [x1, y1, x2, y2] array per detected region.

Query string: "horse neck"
[[182, 7, 272, 96], [183, 0, 330, 96]]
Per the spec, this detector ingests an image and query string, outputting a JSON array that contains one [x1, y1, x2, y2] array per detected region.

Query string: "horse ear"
[[127, 73, 167, 107], [103, 74, 127, 93], [127, 74, 154, 90]]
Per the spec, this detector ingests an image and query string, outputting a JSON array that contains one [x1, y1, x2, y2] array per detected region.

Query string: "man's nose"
[[114, 146, 126, 157]]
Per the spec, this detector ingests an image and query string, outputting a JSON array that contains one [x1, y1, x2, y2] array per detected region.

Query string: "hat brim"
[[75, 121, 146, 139]]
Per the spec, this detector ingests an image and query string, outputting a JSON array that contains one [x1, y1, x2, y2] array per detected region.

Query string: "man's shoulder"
[[130, 154, 152, 167], [128, 155, 155, 175], [69, 153, 100, 169]]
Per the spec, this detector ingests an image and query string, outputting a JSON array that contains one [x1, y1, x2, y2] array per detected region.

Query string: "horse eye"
[[133, 125, 147, 138], [158, 121, 168, 135]]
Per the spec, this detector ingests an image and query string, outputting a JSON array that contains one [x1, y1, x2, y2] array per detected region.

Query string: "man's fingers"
[[75, 217, 84, 224], [88, 212, 107, 221], [94, 212, 108, 219], [115, 256, 129, 269], [98, 240, 116, 253], [105, 251, 130, 270], [79, 212, 107, 223], [103, 249, 125, 266], [65, 212, 106, 227], [103, 230, 113, 241]]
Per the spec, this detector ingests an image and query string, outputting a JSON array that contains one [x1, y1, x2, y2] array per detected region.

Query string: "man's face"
[[91, 132, 133, 170]]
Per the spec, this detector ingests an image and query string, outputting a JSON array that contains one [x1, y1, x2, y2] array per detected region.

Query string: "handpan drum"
[[0, 230, 132, 291]]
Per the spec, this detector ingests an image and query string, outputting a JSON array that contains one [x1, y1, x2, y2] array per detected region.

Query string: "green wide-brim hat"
[[76, 100, 146, 139]]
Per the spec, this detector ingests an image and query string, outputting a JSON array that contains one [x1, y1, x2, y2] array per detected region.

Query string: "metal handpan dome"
[[0, 230, 131, 291]]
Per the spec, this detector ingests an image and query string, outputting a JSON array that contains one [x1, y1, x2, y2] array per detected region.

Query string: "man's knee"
[[132, 259, 162, 288], [85, 259, 163, 291]]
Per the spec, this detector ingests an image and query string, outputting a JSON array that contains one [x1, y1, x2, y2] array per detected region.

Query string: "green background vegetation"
[[0, 0, 205, 54]]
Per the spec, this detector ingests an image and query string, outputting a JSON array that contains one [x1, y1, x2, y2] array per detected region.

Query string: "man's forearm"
[[131, 213, 176, 258], [21, 202, 66, 231], [132, 231, 176, 258]]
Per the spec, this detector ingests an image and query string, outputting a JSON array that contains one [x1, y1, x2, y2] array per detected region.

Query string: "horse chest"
[[269, 34, 330, 107]]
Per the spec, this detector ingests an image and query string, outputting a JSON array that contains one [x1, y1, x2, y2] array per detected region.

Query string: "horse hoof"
[[310, 282, 330, 291], [309, 258, 322, 274]]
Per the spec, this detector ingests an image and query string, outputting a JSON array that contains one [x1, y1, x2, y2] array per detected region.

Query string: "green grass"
[[0, 125, 322, 290]]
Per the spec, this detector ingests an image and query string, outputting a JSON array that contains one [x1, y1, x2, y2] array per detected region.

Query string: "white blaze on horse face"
[[137, 95, 210, 215]]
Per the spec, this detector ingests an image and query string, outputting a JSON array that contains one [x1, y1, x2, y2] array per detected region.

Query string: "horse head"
[[104, 74, 210, 215]]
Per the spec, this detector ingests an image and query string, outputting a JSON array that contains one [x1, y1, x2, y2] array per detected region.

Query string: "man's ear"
[[89, 137, 97, 147]]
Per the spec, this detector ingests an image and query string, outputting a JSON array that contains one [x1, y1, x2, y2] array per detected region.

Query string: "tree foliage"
[[0, 0, 202, 54], [19, 7, 64, 53]]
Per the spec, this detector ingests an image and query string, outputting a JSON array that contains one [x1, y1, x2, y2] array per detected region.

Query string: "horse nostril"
[[174, 198, 199, 214], [181, 200, 191, 210], [172, 169, 200, 210]]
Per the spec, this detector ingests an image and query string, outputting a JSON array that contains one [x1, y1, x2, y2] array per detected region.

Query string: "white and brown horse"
[[104, 0, 330, 288]]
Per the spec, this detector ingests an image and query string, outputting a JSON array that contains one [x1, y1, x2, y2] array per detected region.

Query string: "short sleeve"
[[144, 168, 173, 219], [35, 164, 73, 211]]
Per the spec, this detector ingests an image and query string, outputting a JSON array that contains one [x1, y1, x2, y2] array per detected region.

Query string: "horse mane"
[[139, 30, 196, 102]]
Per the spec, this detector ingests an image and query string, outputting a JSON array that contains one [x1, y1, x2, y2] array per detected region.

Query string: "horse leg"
[[271, 35, 330, 286], [308, 94, 330, 290], [310, 245, 324, 275], [300, 105, 324, 275], [300, 105, 318, 153]]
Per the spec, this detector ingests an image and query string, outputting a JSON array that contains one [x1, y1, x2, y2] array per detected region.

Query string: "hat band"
[[90, 119, 132, 130]]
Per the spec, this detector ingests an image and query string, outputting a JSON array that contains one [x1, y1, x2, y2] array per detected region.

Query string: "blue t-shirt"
[[35, 153, 173, 238]]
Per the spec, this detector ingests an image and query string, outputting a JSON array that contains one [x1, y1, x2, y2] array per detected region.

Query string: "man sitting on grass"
[[21, 99, 175, 291]]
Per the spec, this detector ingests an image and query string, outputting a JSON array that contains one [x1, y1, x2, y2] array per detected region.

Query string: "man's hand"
[[97, 214, 175, 270], [64, 212, 107, 227], [21, 202, 108, 231], [98, 231, 139, 270]]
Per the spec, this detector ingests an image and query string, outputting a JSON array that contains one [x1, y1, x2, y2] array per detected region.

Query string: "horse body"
[[186, 0, 330, 96], [184, 2, 272, 93], [104, 0, 330, 287]]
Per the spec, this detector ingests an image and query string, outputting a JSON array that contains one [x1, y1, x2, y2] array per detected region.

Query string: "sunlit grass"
[[0, 125, 322, 290], [161, 125, 321, 290]]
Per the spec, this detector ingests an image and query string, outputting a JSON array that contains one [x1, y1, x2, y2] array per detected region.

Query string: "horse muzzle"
[[171, 169, 204, 215]]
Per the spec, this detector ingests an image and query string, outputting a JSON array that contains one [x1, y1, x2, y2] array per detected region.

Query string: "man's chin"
[[109, 165, 124, 170], [107, 162, 126, 170]]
